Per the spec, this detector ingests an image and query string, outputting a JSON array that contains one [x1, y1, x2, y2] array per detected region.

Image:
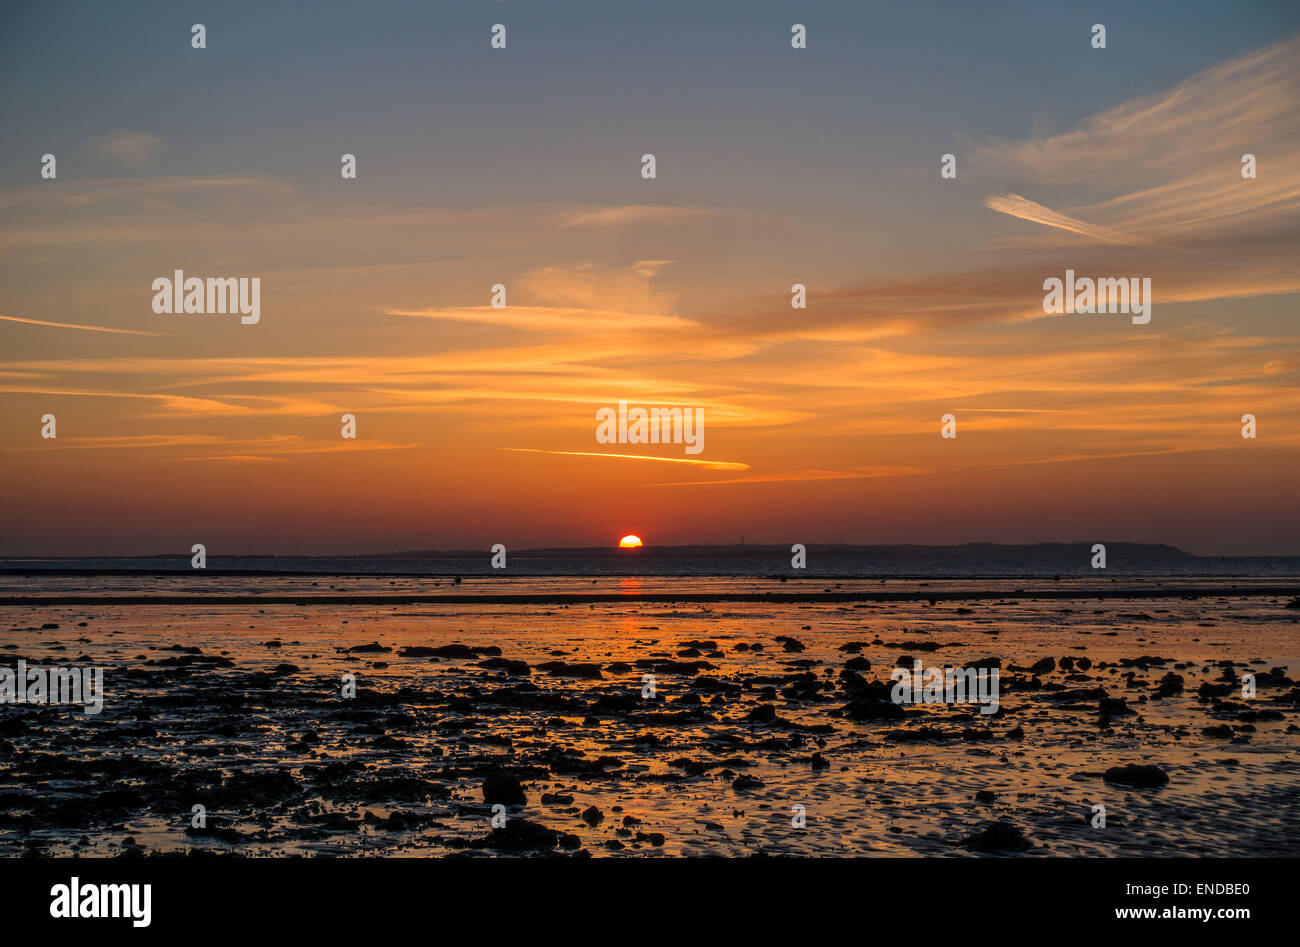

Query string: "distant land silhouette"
[[376, 542, 1204, 564], [4, 542, 1296, 580]]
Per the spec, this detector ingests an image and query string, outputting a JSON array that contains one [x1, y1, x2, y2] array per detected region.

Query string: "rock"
[[732, 774, 764, 791], [479, 819, 561, 851], [775, 636, 806, 653], [1102, 764, 1169, 788], [580, 805, 604, 826], [1099, 697, 1136, 717], [843, 695, 906, 720], [482, 771, 527, 806], [1119, 655, 1169, 670], [975, 790, 996, 803], [591, 693, 638, 714], [478, 657, 531, 675], [1029, 657, 1056, 674], [1254, 668, 1295, 688], [347, 642, 391, 653], [840, 671, 906, 720], [961, 819, 1032, 852], [1153, 672, 1184, 697]]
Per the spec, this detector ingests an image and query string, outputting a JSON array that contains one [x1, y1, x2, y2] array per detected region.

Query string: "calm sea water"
[[2, 551, 1298, 578]]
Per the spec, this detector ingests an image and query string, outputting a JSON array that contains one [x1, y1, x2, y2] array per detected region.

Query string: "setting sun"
[[618, 534, 644, 549]]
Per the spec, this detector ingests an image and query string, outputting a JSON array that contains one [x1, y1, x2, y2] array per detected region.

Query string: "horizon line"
[[4, 540, 1300, 561]]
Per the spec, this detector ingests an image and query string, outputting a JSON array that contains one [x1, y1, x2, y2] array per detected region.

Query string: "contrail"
[[984, 193, 1156, 247], [502, 447, 749, 471], [0, 313, 159, 335]]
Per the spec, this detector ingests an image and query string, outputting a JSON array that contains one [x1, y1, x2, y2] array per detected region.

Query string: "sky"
[[1, 1, 1298, 557]]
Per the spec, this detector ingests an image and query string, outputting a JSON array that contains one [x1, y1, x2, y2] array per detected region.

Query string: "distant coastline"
[[1, 542, 1297, 579]]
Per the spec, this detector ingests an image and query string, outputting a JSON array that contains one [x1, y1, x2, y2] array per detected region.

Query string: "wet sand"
[[1, 582, 1297, 857]]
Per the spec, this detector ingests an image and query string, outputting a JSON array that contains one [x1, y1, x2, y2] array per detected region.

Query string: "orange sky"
[[1, 33, 1298, 556]]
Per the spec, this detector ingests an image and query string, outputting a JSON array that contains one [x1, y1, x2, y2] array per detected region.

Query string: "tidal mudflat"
[[2, 581, 1297, 857]]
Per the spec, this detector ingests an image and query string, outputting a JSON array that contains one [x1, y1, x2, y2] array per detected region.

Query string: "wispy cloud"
[[972, 35, 1300, 246], [91, 130, 162, 168], [502, 448, 749, 471], [0, 175, 289, 211], [0, 313, 159, 336], [634, 259, 675, 278], [983, 193, 1158, 247], [383, 304, 695, 332], [8, 432, 416, 460], [556, 205, 714, 227], [0, 386, 342, 418], [652, 465, 929, 486]]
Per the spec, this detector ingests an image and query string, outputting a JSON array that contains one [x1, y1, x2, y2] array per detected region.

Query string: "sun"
[[618, 534, 643, 549]]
